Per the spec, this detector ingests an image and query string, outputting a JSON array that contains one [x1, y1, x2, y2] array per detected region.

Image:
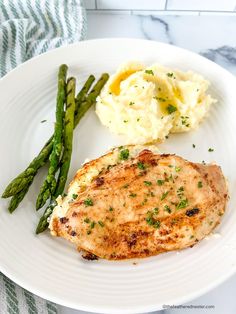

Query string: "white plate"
[[0, 38, 236, 314]]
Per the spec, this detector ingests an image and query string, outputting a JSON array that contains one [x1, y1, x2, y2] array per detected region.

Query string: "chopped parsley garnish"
[[137, 118, 140, 122], [129, 193, 137, 198], [166, 104, 177, 114], [153, 220, 161, 229], [84, 218, 90, 223], [177, 186, 184, 198], [123, 120, 128, 123], [72, 193, 78, 200], [144, 181, 152, 186], [175, 167, 181, 172], [129, 101, 134, 106], [208, 148, 214, 152], [176, 198, 188, 209], [167, 72, 174, 77], [192, 144, 196, 148], [145, 211, 160, 229], [157, 179, 164, 186], [141, 198, 148, 206], [155, 97, 166, 102], [161, 191, 169, 201], [137, 161, 146, 170], [164, 205, 171, 213], [154, 207, 159, 214], [90, 221, 96, 229], [109, 206, 113, 211], [181, 116, 190, 127], [198, 181, 203, 188], [84, 198, 93, 206], [122, 183, 129, 188], [119, 148, 129, 160], [145, 69, 154, 75], [168, 174, 174, 182], [98, 221, 104, 227]]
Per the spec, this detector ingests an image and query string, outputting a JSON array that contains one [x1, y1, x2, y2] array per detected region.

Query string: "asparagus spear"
[[2, 140, 53, 198], [53, 77, 76, 196], [36, 77, 76, 234], [8, 185, 30, 213], [36, 73, 109, 234], [75, 75, 95, 115], [5, 75, 96, 213], [35, 65, 67, 210], [2, 75, 95, 200]]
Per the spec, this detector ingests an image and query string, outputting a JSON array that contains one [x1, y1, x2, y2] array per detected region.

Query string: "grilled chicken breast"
[[50, 146, 228, 260]]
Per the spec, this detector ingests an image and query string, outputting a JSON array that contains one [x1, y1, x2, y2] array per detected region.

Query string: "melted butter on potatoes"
[[96, 62, 216, 144]]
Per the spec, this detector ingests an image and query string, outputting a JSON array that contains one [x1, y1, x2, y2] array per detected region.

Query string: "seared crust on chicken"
[[50, 147, 228, 260]]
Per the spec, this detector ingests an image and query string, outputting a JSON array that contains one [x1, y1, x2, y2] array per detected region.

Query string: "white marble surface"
[[59, 11, 236, 314]]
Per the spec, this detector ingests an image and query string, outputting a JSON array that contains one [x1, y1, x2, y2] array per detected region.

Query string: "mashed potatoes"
[[96, 62, 216, 144]]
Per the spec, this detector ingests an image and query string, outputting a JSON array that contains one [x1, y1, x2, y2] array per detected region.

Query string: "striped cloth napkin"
[[0, 0, 87, 77], [0, 0, 86, 313]]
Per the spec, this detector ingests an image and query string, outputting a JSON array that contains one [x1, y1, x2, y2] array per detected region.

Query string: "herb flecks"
[[129, 193, 137, 198], [122, 183, 129, 189], [90, 221, 96, 229], [164, 205, 171, 213], [181, 116, 190, 127], [137, 161, 146, 170], [167, 72, 174, 78], [145, 211, 160, 229], [155, 97, 166, 102], [119, 148, 129, 160], [161, 191, 169, 201], [98, 221, 104, 227], [145, 69, 154, 75], [72, 193, 78, 200], [208, 148, 214, 152], [84, 198, 93, 206], [157, 179, 164, 186], [177, 186, 184, 198], [144, 181, 152, 186], [176, 198, 188, 210], [166, 104, 177, 114], [198, 181, 203, 188]]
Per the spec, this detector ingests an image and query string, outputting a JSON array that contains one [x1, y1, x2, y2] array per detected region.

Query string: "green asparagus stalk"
[[8, 185, 30, 213], [35, 65, 67, 210], [4, 75, 96, 213], [36, 73, 109, 234], [2, 140, 53, 198], [53, 77, 76, 196], [2, 74, 95, 200], [75, 75, 95, 114]]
